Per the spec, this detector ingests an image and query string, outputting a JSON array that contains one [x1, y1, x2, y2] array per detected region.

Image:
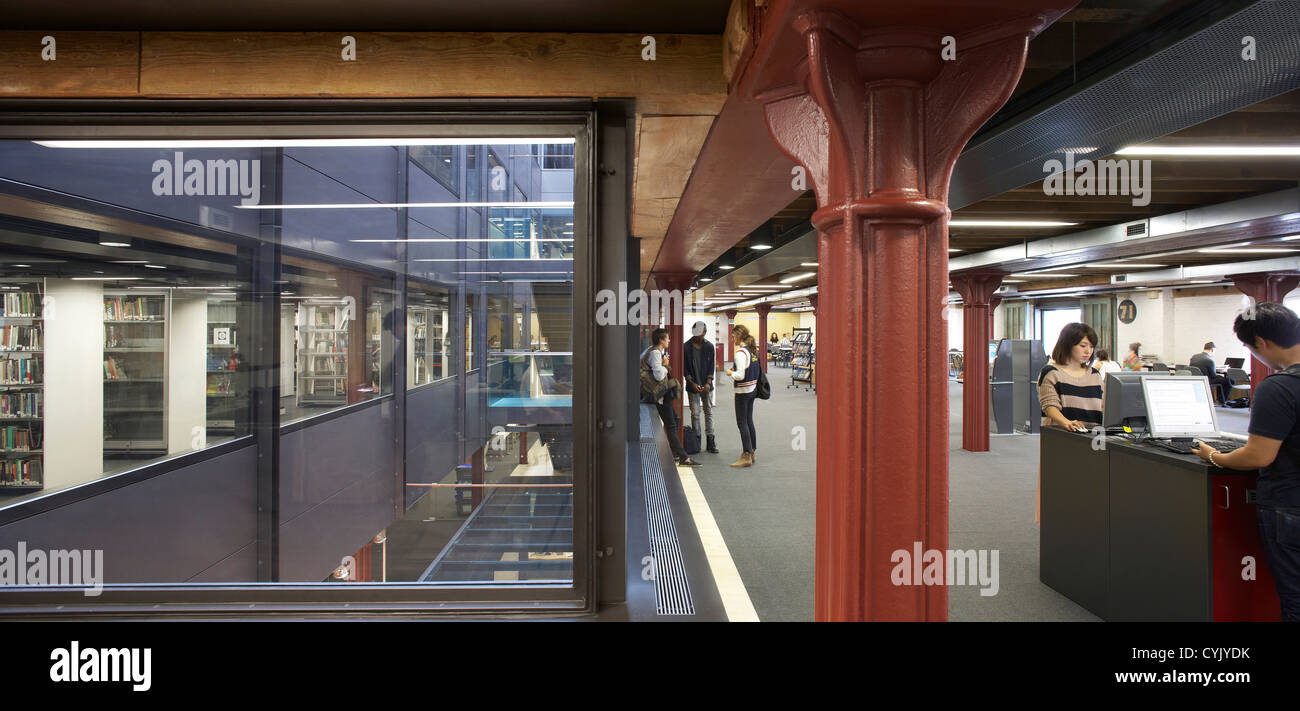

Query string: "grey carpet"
[[690, 370, 1099, 621]]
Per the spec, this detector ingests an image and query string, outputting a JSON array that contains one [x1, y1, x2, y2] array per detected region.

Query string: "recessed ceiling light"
[[72, 276, 143, 281], [780, 273, 816, 284], [12, 264, 29, 268], [948, 249, 962, 253], [99, 241, 131, 247], [949, 220, 1078, 227], [718, 265, 735, 270], [1001, 279, 1026, 283], [750, 244, 773, 251], [800, 262, 819, 267], [144, 264, 166, 269]]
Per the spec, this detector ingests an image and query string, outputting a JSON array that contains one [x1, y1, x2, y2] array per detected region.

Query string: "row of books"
[[0, 392, 41, 418], [0, 424, 40, 451], [207, 353, 237, 371], [0, 292, 40, 318], [104, 296, 163, 321], [0, 358, 40, 384], [0, 459, 40, 486], [0, 325, 42, 350]]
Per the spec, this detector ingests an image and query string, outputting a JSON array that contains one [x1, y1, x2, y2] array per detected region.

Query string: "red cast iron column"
[[1230, 271, 1300, 395], [751, 3, 1068, 620], [725, 309, 738, 364], [756, 302, 773, 367], [656, 272, 694, 442], [951, 272, 1003, 452]]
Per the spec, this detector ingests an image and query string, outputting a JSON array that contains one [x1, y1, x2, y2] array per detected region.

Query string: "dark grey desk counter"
[[1040, 427, 1280, 621]]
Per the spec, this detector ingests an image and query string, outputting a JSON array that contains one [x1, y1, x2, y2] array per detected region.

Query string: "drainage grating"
[[639, 406, 655, 441], [640, 441, 696, 615]]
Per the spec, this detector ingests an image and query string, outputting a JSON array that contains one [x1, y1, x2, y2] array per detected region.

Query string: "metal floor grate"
[[640, 441, 695, 616]]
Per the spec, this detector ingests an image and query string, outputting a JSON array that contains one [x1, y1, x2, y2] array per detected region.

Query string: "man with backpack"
[[1194, 302, 1300, 620], [640, 327, 700, 467]]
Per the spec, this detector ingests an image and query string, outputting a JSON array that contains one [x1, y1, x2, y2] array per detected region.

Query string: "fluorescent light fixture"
[[1015, 273, 1080, 278], [1083, 262, 1168, 268], [1001, 279, 1026, 283], [351, 238, 572, 243], [750, 244, 773, 250], [1188, 280, 1220, 284], [800, 262, 820, 267], [12, 264, 29, 268], [110, 260, 149, 264], [144, 264, 166, 269], [1116, 145, 1300, 157], [780, 272, 816, 284], [718, 265, 735, 270], [72, 277, 142, 281], [1198, 248, 1298, 254], [240, 200, 573, 210], [699, 277, 712, 282], [949, 220, 1078, 227], [99, 240, 131, 247], [35, 137, 575, 149], [948, 249, 961, 253]]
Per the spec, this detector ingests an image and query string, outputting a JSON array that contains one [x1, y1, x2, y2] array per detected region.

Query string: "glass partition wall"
[[0, 124, 588, 613]]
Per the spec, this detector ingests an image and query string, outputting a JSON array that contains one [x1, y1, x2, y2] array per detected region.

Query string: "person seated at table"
[[1190, 341, 1232, 404], [1122, 341, 1144, 371], [780, 333, 791, 347], [1094, 348, 1122, 374]]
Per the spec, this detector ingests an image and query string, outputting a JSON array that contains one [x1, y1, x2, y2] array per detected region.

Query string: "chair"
[[1226, 368, 1251, 405], [1151, 363, 1169, 373], [1175, 366, 1196, 376]]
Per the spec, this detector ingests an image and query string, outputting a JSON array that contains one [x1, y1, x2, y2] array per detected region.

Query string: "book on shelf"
[[1, 357, 41, 384], [104, 295, 163, 321], [0, 392, 40, 418], [0, 325, 42, 350], [0, 292, 40, 318], [0, 423, 39, 451], [1, 458, 41, 486]]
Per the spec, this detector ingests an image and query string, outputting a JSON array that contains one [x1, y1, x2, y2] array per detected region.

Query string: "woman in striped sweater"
[[1037, 322, 1105, 432], [1036, 322, 1105, 525]]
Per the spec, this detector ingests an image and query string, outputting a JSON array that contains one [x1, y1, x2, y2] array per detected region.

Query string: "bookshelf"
[[206, 297, 238, 435], [789, 328, 814, 392], [296, 299, 349, 407], [409, 305, 447, 386], [0, 282, 44, 493], [103, 290, 168, 458]]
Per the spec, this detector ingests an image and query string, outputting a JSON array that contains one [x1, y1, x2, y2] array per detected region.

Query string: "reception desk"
[[1040, 426, 1281, 621]]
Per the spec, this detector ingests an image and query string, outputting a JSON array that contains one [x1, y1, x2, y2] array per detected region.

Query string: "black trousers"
[[734, 391, 757, 453], [1209, 373, 1232, 403], [656, 389, 688, 461]]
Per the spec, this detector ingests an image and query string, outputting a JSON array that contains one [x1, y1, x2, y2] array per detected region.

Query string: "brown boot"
[[730, 452, 753, 468]]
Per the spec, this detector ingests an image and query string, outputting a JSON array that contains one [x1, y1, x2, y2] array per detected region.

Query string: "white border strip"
[[673, 464, 760, 622]]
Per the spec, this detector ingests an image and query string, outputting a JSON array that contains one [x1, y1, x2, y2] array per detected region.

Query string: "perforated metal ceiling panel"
[[950, 0, 1300, 210]]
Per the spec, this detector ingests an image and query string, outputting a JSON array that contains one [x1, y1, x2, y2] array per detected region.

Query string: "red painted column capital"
[[748, 0, 1071, 621], [1229, 271, 1300, 393]]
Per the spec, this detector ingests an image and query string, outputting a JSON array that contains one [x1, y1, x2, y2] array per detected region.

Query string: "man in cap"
[[684, 321, 719, 453]]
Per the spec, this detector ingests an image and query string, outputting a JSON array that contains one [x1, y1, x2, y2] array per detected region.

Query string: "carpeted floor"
[[689, 369, 1104, 621]]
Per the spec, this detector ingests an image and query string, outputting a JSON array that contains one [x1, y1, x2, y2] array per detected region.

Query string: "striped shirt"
[[1037, 363, 1105, 427]]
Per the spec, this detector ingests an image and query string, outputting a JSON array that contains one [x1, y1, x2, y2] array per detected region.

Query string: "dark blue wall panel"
[[0, 445, 257, 583], [405, 379, 459, 509]]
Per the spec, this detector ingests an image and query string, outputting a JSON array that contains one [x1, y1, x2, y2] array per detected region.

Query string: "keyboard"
[[1146, 438, 1244, 455]]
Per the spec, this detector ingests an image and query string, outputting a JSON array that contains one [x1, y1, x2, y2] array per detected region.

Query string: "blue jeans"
[[734, 391, 757, 454], [1257, 505, 1300, 621]]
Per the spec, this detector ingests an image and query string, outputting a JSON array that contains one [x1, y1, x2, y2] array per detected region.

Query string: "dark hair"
[[1204, 341, 1215, 350], [1128, 342, 1141, 356], [651, 327, 669, 346], [1096, 349, 1110, 362], [1051, 322, 1099, 366], [1234, 302, 1300, 349]]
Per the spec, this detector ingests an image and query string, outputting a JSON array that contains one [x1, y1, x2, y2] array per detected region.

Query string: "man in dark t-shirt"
[[1194, 302, 1300, 621]]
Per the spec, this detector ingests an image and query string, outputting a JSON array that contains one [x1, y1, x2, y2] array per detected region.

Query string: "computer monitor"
[[1224, 357, 1245, 369], [1104, 372, 1159, 430], [1141, 375, 1220, 439]]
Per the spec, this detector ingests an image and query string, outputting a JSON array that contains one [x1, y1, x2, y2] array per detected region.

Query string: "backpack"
[[640, 349, 679, 403], [744, 346, 772, 400]]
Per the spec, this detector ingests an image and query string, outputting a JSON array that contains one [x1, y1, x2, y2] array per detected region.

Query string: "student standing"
[[683, 321, 718, 453], [1194, 302, 1300, 621], [640, 328, 699, 467], [724, 324, 761, 468], [1036, 322, 1105, 523]]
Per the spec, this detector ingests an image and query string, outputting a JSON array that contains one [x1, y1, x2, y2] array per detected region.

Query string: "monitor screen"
[[1103, 372, 1162, 429], [1141, 376, 1218, 438]]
